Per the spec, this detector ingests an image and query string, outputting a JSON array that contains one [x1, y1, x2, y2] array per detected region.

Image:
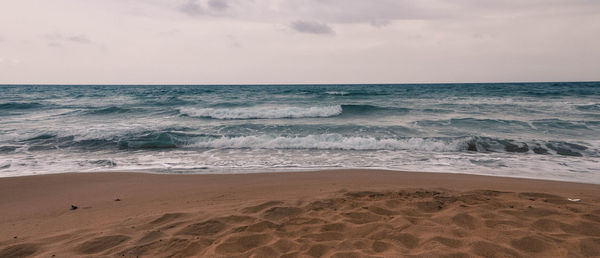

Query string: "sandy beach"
[[1, 170, 599, 257]]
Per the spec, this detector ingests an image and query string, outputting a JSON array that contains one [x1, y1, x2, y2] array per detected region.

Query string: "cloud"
[[279, 0, 447, 25], [44, 33, 93, 48], [208, 0, 228, 11], [66, 35, 91, 44], [227, 34, 242, 47], [178, 0, 229, 16], [168, 0, 597, 28], [280, 0, 600, 24], [167, 0, 600, 26], [369, 20, 391, 28], [179, 0, 203, 16], [290, 20, 334, 35], [45, 33, 91, 44], [47, 42, 63, 48], [0, 58, 21, 66]]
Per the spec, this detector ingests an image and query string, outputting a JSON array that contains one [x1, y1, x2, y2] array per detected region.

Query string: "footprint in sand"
[[561, 221, 600, 237], [372, 240, 391, 253], [510, 236, 554, 254], [428, 236, 464, 248], [343, 212, 382, 224], [120, 238, 212, 257], [177, 220, 226, 236], [149, 212, 186, 225], [531, 218, 563, 232], [0, 243, 38, 257], [215, 233, 272, 254], [580, 238, 600, 257], [242, 201, 284, 214], [76, 235, 130, 254], [471, 241, 521, 258], [262, 206, 303, 221], [137, 230, 166, 244], [452, 213, 479, 230]]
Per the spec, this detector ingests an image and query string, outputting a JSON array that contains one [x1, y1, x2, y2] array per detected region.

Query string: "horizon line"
[[1, 80, 599, 86]]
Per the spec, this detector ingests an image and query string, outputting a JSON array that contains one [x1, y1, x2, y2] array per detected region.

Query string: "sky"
[[1, 0, 599, 84]]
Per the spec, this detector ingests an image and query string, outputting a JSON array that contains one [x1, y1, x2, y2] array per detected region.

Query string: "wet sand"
[[1, 169, 599, 257]]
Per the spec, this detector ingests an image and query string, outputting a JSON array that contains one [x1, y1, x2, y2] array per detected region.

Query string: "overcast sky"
[[1, 0, 599, 84]]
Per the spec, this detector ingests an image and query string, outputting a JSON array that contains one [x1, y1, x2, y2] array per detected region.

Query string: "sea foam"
[[325, 91, 350, 96], [179, 105, 342, 119], [191, 134, 463, 151]]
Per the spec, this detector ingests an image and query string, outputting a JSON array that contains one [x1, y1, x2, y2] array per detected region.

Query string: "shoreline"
[[3, 167, 599, 185], [2, 169, 599, 257]]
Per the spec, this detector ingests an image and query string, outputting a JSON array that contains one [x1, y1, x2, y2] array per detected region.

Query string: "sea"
[[1, 83, 599, 183]]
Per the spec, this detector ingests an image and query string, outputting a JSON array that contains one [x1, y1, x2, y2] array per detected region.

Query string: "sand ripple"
[[3, 189, 600, 257]]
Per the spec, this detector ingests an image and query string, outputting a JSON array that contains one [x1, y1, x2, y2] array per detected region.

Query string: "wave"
[[209, 124, 418, 137], [84, 106, 132, 115], [575, 104, 600, 112], [179, 104, 410, 120], [325, 91, 350, 96], [0, 102, 43, 110], [414, 118, 600, 132], [339, 104, 408, 115], [187, 135, 594, 157], [531, 119, 592, 130], [16, 131, 195, 150], [179, 105, 343, 119], [416, 118, 533, 130], [322, 90, 390, 97], [191, 134, 463, 151], [4, 130, 596, 157]]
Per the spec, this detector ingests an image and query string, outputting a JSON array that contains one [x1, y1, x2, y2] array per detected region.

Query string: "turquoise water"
[[1, 83, 599, 182]]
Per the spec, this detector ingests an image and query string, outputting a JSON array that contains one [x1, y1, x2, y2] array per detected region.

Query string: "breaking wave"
[[178, 104, 410, 120], [5, 130, 596, 157], [191, 134, 464, 151], [325, 91, 350, 96], [179, 105, 343, 119]]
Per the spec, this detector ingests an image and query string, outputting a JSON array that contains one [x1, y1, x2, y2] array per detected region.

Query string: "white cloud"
[[208, 0, 228, 11], [45, 33, 92, 44], [290, 21, 334, 35], [179, 0, 203, 16]]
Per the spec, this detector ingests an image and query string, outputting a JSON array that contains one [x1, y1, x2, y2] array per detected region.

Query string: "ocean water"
[[1, 83, 599, 183]]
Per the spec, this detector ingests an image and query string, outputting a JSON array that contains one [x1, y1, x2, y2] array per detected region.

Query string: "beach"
[[3, 0, 600, 256], [1, 169, 599, 257]]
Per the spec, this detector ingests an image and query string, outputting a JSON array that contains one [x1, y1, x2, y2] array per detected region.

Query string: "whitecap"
[[325, 91, 350, 96], [191, 134, 464, 151], [179, 105, 342, 119]]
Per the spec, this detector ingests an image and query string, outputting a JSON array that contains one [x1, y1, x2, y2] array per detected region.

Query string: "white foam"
[[191, 134, 464, 151], [325, 91, 350, 96], [2, 147, 599, 184], [179, 105, 342, 119]]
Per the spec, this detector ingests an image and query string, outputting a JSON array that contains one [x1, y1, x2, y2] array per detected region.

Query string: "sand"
[[0, 169, 599, 257]]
